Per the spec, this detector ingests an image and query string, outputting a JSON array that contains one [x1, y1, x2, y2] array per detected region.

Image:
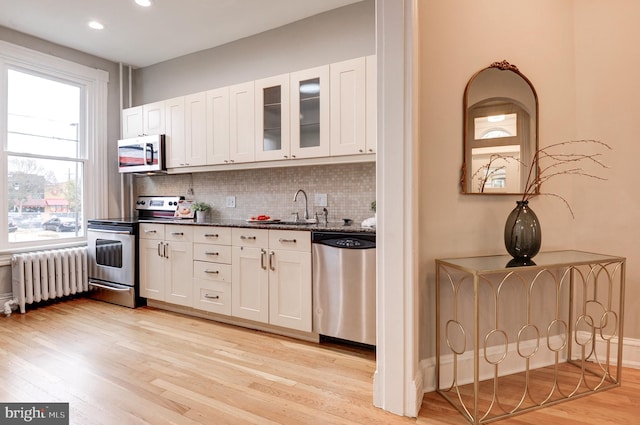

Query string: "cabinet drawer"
[[139, 223, 164, 240], [193, 260, 232, 282], [193, 226, 232, 245], [232, 228, 268, 247], [193, 243, 232, 264], [165, 225, 193, 242], [268, 230, 311, 252], [193, 280, 231, 315]]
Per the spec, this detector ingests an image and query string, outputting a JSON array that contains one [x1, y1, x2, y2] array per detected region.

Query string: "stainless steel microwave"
[[118, 134, 166, 173]]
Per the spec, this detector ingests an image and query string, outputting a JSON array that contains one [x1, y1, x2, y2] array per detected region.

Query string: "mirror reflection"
[[462, 61, 538, 194]]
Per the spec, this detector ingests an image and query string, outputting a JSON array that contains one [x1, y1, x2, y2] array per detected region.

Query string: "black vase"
[[504, 200, 541, 266]]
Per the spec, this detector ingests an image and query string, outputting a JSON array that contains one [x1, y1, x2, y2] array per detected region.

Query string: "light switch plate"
[[315, 193, 328, 207], [226, 196, 236, 208]]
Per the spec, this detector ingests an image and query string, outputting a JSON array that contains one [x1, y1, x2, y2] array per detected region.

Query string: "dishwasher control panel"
[[328, 238, 374, 248], [312, 232, 376, 249]]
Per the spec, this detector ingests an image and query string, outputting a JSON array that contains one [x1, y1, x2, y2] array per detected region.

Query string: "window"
[[1, 41, 108, 251]]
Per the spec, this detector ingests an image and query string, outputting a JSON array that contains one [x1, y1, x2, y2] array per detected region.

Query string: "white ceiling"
[[0, 0, 362, 68]]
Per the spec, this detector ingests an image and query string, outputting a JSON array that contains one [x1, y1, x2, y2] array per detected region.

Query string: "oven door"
[[87, 228, 135, 286]]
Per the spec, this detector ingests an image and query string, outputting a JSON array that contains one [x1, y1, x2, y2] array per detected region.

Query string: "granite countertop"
[[138, 218, 376, 233]]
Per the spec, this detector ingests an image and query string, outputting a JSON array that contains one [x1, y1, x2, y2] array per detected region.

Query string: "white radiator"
[[9, 247, 89, 314]]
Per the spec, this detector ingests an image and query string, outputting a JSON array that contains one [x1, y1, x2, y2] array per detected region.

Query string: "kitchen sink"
[[279, 220, 317, 226]]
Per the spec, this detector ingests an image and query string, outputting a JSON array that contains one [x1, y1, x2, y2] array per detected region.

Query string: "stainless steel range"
[[87, 217, 139, 307], [87, 196, 183, 307]]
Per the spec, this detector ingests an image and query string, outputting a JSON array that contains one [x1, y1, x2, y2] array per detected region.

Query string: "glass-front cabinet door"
[[290, 65, 330, 159], [255, 74, 290, 161]]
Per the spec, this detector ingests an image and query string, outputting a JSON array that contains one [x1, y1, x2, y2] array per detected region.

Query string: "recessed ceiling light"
[[135, 0, 152, 7], [88, 21, 104, 30]]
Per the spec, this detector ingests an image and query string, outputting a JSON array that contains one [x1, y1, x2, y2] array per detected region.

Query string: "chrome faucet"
[[293, 189, 309, 220]]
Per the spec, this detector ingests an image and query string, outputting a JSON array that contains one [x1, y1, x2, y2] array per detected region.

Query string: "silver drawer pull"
[[204, 294, 220, 300], [204, 233, 219, 238], [171, 232, 184, 236], [278, 238, 297, 243], [205, 252, 219, 256], [205, 270, 220, 274], [144, 229, 157, 233], [240, 235, 256, 240]]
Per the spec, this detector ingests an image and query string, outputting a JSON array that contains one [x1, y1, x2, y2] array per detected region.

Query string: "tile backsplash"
[[134, 162, 376, 224]]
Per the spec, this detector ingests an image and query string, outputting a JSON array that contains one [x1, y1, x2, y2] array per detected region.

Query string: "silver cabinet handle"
[[204, 233, 219, 238], [260, 248, 267, 270], [171, 232, 184, 236], [163, 242, 169, 258], [145, 229, 157, 233], [240, 235, 257, 240], [204, 294, 220, 300], [205, 251, 219, 256], [157, 242, 162, 257], [269, 251, 275, 271], [278, 238, 297, 243], [204, 270, 220, 274]]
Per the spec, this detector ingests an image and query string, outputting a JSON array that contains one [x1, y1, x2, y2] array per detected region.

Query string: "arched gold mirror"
[[461, 60, 538, 194]]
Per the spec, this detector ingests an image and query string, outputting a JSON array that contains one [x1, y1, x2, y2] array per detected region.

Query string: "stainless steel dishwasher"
[[312, 232, 376, 346]]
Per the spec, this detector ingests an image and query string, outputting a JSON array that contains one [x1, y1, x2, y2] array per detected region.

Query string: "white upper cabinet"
[[330, 57, 367, 156], [365, 55, 377, 154], [165, 96, 186, 168], [167, 93, 207, 168], [255, 74, 291, 161], [121, 106, 143, 139], [122, 101, 165, 139], [184, 92, 207, 167], [143, 101, 166, 136], [206, 86, 230, 165], [229, 81, 255, 163], [123, 55, 376, 169], [290, 65, 330, 159]]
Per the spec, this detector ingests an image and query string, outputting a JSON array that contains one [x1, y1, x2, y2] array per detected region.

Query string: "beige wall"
[[418, 0, 637, 363], [572, 0, 640, 339]]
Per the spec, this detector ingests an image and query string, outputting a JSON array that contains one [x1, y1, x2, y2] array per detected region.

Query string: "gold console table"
[[435, 250, 625, 424]]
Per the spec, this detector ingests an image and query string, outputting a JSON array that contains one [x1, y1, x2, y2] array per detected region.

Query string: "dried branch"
[[520, 139, 612, 216]]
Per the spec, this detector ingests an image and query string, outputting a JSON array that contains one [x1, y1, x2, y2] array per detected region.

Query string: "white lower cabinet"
[[192, 226, 233, 315], [231, 228, 312, 332], [139, 223, 193, 306], [141, 224, 312, 334]]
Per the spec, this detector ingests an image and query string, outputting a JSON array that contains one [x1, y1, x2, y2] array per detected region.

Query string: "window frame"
[[0, 41, 108, 252]]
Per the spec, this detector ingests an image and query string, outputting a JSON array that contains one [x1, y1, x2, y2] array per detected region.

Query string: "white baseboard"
[[408, 369, 424, 417], [421, 335, 640, 393]]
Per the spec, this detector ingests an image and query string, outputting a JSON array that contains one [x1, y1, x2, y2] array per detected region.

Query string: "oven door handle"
[[89, 281, 132, 292], [88, 228, 132, 235]]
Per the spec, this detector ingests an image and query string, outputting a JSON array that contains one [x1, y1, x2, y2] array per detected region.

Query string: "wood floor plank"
[[1, 298, 639, 425]]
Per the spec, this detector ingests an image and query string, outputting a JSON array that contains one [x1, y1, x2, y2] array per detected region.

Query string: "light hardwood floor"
[[0, 298, 638, 424]]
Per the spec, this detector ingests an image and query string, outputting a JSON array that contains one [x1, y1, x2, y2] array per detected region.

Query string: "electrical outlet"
[[315, 193, 327, 207], [226, 196, 236, 208]]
